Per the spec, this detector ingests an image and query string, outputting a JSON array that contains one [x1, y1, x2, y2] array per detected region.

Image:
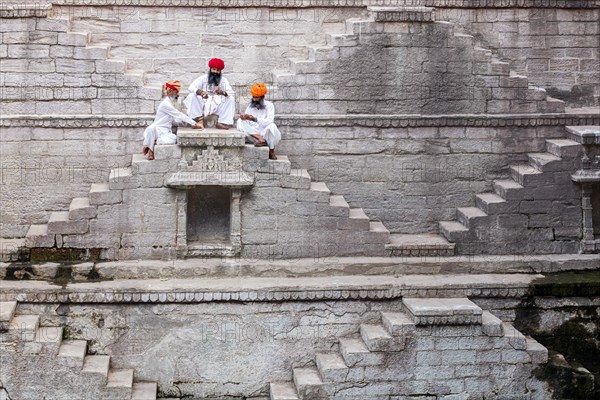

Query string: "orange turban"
[[164, 80, 181, 91], [208, 58, 225, 70], [250, 83, 268, 97]]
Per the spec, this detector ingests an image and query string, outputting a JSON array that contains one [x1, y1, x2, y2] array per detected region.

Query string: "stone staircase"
[[0, 301, 157, 399], [24, 129, 391, 259], [269, 297, 548, 399], [439, 137, 583, 255], [271, 6, 564, 115]]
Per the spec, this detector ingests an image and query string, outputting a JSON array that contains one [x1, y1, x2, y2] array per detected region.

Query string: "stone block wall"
[[0, 124, 141, 238], [436, 7, 600, 106], [278, 119, 577, 234]]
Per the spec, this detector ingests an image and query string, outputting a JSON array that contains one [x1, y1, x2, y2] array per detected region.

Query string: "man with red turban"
[[183, 58, 235, 129], [237, 83, 282, 160], [142, 80, 203, 160]]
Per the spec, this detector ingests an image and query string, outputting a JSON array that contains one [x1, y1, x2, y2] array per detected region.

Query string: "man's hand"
[[215, 89, 228, 96], [193, 121, 204, 130], [196, 89, 208, 99]]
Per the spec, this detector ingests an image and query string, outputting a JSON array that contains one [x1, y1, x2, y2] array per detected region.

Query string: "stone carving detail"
[[189, 147, 243, 172]]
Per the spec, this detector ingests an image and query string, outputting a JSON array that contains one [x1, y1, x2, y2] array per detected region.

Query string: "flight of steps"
[[0, 301, 157, 399], [24, 135, 391, 258], [252, 153, 391, 257], [271, 6, 564, 115], [439, 137, 582, 255], [269, 297, 548, 399]]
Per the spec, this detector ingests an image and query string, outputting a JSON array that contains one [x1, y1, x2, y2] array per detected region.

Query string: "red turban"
[[164, 80, 181, 91], [208, 58, 225, 70], [250, 83, 268, 97]]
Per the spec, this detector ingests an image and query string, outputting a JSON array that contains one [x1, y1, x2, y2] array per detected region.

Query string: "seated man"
[[183, 58, 235, 130], [142, 80, 203, 160], [237, 83, 282, 160]]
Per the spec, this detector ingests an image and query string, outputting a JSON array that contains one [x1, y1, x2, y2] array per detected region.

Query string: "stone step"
[[8, 314, 40, 341], [509, 165, 545, 187], [309, 46, 338, 62], [360, 324, 404, 352], [526, 337, 549, 364], [106, 369, 134, 399], [369, 221, 389, 235], [528, 152, 568, 172], [490, 60, 510, 75], [315, 352, 348, 382], [109, 167, 134, 190], [261, 155, 292, 175], [270, 382, 299, 400], [457, 207, 488, 229], [475, 193, 516, 215], [33, 326, 63, 354], [481, 311, 504, 337], [385, 233, 455, 257], [381, 312, 416, 337], [58, 339, 87, 368], [25, 224, 55, 248], [403, 298, 483, 326], [48, 211, 89, 235], [0, 301, 17, 331], [82, 355, 111, 384], [296, 182, 330, 204], [326, 33, 359, 47], [329, 195, 350, 217], [493, 179, 525, 201], [293, 367, 324, 399], [438, 220, 470, 242], [89, 183, 122, 205], [501, 322, 528, 350], [345, 208, 371, 230], [281, 169, 311, 190], [339, 337, 385, 367], [131, 382, 158, 400], [546, 139, 581, 159], [544, 96, 565, 113], [566, 125, 600, 144], [69, 197, 97, 220]]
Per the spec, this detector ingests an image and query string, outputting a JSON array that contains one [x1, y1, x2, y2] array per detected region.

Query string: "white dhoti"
[[143, 124, 177, 151], [183, 93, 235, 125], [236, 119, 282, 150]]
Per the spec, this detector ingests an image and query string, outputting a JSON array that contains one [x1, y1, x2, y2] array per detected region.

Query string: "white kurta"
[[236, 100, 282, 150], [143, 97, 196, 151], [183, 74, 235, 125]]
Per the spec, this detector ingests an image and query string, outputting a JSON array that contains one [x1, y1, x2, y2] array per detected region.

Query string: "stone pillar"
[[582, 184, 594, 241], [231, 189, 242, 254], [176, 189, 188, 257]]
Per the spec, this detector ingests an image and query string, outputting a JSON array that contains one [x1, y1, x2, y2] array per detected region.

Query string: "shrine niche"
[[166, 128, 251, 257]]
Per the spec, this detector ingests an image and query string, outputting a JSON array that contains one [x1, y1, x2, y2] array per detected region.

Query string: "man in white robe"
[[237, 83, 282, 160], [142, 80, 203, 160], [183, 58, 235, 130]]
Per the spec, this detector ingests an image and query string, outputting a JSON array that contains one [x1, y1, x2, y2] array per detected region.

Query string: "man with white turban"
[[183, 58, 235, 130], [142, 80, 203, 160], [237, 83, 282, 160]]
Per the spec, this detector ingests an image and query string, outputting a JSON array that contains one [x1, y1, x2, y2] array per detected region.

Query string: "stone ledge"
[[403, 297, 483, 325], [0, 4, 51, 18], [0, 273, 542, 303], [1, 113, 599, 129], [46, 0, 600, 8]]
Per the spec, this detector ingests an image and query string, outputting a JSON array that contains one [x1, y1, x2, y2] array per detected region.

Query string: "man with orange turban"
[[183, 58, 235, 129], [142, 80, 204, 160], [237, 83, 281, 160]]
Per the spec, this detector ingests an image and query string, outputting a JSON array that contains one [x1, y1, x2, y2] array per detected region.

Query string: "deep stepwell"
[[1, 1, 599, 399]]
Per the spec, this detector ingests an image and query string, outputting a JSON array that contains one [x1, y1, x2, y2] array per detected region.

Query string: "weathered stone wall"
[[278, 121, 571, 234], [436, 7, 600, 106], [15, 300, 400, 398], [0, 125, 139, 238]]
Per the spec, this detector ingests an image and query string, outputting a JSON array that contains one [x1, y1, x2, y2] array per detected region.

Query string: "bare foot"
[[142, 146, 149, 155], [269, 149, 277, 160], [147, 150, 155, 160], [216, 122, 231, 130]]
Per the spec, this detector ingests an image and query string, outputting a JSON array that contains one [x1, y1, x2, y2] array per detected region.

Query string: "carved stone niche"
[[166, 128, 254, 257], [569, 126, 600, 253]]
